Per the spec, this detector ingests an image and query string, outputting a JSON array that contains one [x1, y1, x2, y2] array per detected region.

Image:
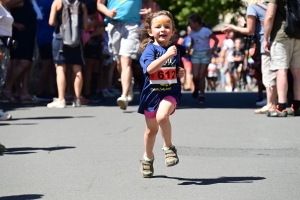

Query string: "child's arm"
[[82, 3, 89, 31], [97, 0, 117, 19], [208, 33, 219, 55], [146, 45, 177, 74]]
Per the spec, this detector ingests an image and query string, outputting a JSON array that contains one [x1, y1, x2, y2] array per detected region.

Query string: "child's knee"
[[145, 127, 158, 136], [156, 112, 169, 124]]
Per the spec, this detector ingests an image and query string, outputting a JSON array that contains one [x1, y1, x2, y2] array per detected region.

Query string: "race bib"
[[149, 66, 177, 84]]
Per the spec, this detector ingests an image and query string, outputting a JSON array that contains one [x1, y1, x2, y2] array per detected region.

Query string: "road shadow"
[[1, 146, 76, 156], [0, 123, 37, 126], [0, 194, 43, 200], [154, 175, 266, 185], [9, 116, 94, 121]]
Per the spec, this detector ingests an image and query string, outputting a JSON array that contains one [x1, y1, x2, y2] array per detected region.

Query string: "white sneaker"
[[117, 95, 128, 110], [256, 98, 267, 106], [72, 98, 81, 107], [127, 78, 134, 102], [47, 98, 66, 108], [0, 110, 12, 121], [225, 86, 232, 92]]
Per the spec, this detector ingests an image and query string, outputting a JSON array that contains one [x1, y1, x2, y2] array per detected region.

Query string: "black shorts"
[[83, 38, 102, 60], [206, 76, 217, 82], [52, 37, 85, 66], [38, 44, 53, 60]]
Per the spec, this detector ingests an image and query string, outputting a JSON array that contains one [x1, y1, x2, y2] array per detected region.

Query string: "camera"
[[0, 36, 18, 50]]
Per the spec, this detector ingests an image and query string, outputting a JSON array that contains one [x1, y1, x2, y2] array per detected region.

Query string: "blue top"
[[104, 0, 142, 24], [36, 0, 54, 46], [181, 36, 191, 61], [246, 3, 267, 53], [138, 43, 182, 114]]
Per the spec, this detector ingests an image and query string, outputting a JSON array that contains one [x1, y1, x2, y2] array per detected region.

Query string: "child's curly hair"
[[139, 10, 176, 52]]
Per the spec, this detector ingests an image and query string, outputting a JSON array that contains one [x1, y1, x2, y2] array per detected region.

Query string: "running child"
[[188, 13, 218, 103], [138, 10, 185, 178]]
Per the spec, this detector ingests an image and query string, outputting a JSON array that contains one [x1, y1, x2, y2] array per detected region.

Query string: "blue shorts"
[[191, 50, 211, 64]]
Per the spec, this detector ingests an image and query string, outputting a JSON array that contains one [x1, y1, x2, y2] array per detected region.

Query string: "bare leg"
[[56, 64, 67, 100], [83, 58, 96, 96], [144, 117, 159, 159], [120, 56, 132, 97], [199, 63, 209, 96], [156, 99, 175, 148], [290, 68, 300, 100], [72, 64, 83, 99], [276, 69, 288, 104]]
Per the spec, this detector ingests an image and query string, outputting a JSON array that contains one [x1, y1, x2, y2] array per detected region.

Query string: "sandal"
[[254, 106, 269, 114], [163, 145, 179, 167], [1, 89, 17, 102], [140, 158, 154, 178]]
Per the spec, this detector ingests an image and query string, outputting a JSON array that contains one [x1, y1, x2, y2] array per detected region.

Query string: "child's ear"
[[147, 30, 153, 37]]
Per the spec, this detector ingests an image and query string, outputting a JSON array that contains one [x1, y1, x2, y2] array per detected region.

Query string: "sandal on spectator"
[[1, 89, 16, 102]]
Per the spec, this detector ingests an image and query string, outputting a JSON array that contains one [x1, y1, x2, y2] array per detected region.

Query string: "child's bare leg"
[[156, 99, 175, 148], [144, 117, 159, 159]]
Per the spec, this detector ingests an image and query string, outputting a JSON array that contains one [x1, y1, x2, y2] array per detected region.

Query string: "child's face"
[[188, 19, 199, 31], [235, 39, 242, 49], [148, 15, 174, 46]]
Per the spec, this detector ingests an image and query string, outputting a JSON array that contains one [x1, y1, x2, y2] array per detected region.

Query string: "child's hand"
[[110, 8, 117, 18], [166, 45, 177, 57], [177, 67, 185, 78]]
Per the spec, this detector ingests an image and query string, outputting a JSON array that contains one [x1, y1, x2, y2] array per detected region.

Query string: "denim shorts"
[[191, 50, 211, 64]]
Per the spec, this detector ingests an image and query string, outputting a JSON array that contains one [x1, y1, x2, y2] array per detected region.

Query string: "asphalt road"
[[1, 91, 299, 200]]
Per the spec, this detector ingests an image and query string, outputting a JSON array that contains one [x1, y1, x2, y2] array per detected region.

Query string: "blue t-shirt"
[[36, 0, 54, 46], [105, 0, 142, 24], [246, 3, 267, 53], [138, 43, 182, 114]]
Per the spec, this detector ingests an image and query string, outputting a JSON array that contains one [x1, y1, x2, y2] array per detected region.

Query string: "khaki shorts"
[[261, 53, 276, 87], [105, 21, 140, 61], [270, 39, 300, 70]]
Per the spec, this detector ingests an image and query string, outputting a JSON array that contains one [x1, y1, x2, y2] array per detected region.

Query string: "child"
[[231, 38, 244, 91], [207, 56, 218, 91], [138, 10, 185, 178], [188, 13, 219, 103]]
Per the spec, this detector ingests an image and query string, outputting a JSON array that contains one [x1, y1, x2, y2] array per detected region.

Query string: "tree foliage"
[[156, 0, 246, 30]]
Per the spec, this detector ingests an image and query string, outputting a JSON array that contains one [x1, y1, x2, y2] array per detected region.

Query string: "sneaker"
[[47, 98, 66, 108], [256, 98, 267, 106], [163, 145, 179, 167], [140, 157, 154, 178], [34, 92, 53, 101], [89, 93, 103, 103], [225, 85, 232, 92], [267, 105, 288, 117], [79, 96, 90, 104], [0, 143, 5, 152], [117, 95, 128, 110], [72, 98, 81, 107], [192, 89, 198, 99], [0, 110, 12, 121], [199, 96, 205, 104], [65, 95, 74, 103], [127, 78, 134, 102], [102, 89, 115, 98]]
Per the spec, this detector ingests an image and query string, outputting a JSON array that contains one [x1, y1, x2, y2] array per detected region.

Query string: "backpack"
[[60, 0, 81, 47], [280, 0, 300, 37]]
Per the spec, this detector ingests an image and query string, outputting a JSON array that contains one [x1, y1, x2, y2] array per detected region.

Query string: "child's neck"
[[154, 40, 169, 47]]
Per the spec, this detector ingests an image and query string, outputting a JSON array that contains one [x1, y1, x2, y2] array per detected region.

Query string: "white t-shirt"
[[0, 4, 14, 45], [207, 63, 218, 77], [189, 27, 212, 51], [222, 38, 234, 63]]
